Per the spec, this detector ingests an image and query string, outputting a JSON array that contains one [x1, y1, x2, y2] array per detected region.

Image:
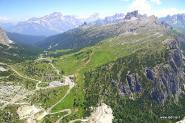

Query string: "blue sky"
[[0, 0, 185, 22]]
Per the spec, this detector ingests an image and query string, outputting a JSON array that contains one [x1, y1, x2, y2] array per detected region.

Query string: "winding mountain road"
[[0, 59, 87, 123]]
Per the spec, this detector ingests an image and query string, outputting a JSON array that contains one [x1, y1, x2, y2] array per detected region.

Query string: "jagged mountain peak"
[[42, 12, 64, 20], [2, 10, 185, 36], [8, 12, 83, 36], [124, 10, 139, 19], [26, 14, 60, 23], [124, 10, 148, 21], [48, 12, 63, 17], [28, 12, 64, 22], [104, 13, 125, 22]]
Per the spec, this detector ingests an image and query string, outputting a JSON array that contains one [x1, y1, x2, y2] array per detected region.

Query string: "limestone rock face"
[[126, 73, 142, 93], [119, 73, 142, 96], [0, 28, 10, 46], [152, 39, 185, 101], [145, 39, 185, 103], [124, 10, 139, 20], [118, 39, 185, 103]]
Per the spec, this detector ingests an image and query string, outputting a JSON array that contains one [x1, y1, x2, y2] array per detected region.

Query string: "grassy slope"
[[12, 60, 63, 82], [30, 86, 69, 109]]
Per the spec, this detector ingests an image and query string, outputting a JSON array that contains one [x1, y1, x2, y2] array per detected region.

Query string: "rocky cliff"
[[0, 28, 10, 46], [118, 38, 185, 103], [146, 39, 184, 103]]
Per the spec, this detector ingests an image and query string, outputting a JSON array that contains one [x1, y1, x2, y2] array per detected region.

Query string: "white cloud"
[[0, 16, 10, 22], [154, 8, 185, 17], [150, 0, 161, 5], [127, 0, 185, 17], [0, 16, 24, 24], [119, 0, 161, 4], [129, 0, 153, 15], [119, 0, 130, 1]]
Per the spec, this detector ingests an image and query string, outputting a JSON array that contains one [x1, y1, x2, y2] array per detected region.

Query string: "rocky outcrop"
[[124, 10, 146, 21], [126, 73, 142, 93], [124, 10, 139, 20], [145, 39, 185, 103], [118, 39, 185, 103], [119, 72, 142, 96], [0, 28, 10, 46]]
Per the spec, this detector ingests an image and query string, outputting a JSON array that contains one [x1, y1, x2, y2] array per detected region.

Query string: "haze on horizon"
[[0, 0, 185, 22]]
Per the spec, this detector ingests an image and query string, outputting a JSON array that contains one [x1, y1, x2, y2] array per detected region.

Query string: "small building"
[[49, 81, 64, 87]]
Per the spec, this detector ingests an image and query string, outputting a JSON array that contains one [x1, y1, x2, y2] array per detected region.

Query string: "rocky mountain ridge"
[[2, 10, 185, 37], [121, 39, 185, 103], [38, 11, 165, 51], [0, 12, 102, 36], [8, 12, 83, 36], [160, 14, 185, 32], [0, 11, 144, 36]]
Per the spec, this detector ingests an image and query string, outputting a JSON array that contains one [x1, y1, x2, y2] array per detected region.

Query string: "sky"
[[0, 0, 185, 22]]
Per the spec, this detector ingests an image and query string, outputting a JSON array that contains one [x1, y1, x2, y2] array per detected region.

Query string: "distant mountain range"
[[0, 12, 106, 36], [1, 11, 185, 38], [38, 10, 149, 50], [0, 11, 140, 37], [0, 12, 125, 36], [1, 12, 84, 36], [160, 14, 185, 32]]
